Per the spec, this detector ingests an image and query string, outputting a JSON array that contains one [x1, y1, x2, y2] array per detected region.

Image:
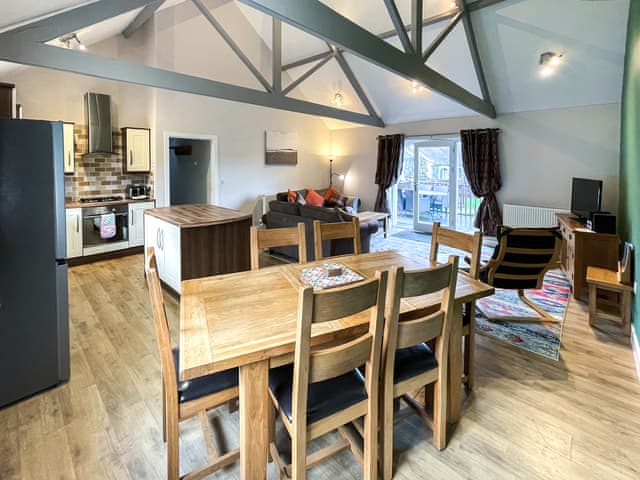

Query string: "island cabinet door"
[[162, 223, 181, 293], [144, 214, 164, 274]]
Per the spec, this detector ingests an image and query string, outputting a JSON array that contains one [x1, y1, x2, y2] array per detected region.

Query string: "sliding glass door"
[[394, 138, 479, 233]]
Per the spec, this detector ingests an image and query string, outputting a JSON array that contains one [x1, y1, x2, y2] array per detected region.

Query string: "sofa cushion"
[[305, 188, 325, 207], [299, 204, 342, 223], [287, 189, 297, 203], [269, 200, 300, 216]]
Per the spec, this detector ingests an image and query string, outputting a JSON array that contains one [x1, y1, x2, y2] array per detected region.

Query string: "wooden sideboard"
[[557, 213, 619, 299]]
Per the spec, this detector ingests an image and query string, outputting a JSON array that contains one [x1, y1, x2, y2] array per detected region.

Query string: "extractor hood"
[[85, 92, 112, 154]]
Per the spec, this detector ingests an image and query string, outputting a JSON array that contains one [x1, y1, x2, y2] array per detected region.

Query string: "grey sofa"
[[262, 199, 379, 262]]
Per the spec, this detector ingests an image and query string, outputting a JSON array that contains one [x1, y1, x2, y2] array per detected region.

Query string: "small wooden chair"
[[312, 217, 361, 261], [477, 226, 562, 323], [429, 222, 482, 389], [381, 256, 458, 480], [268, 271, 388, 480], [146, 248, 240, 480], [250, 223, 307, 270]]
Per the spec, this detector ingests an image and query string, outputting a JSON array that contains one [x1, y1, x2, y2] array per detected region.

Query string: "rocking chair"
[[477, 226, 562, 323]]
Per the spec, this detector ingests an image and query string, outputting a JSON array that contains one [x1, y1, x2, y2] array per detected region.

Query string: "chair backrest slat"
[[250, 222, 307, 270], [309, 334, 373, 383], [145, 248, 178, 398], [311, 277, 380, 323], [429, 222, 482, 279], [313, 218, 361, 260], [401, 263, 453, 298], [396, 311, 444, 350]]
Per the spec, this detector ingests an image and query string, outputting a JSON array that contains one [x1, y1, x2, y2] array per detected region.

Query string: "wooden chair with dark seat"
[[312, 217, 361, 261], [429, 221, 482, 389], [268, 271, 388, 480], [381, 256, 458, 480], [146, 248, 240, 480], [250, 222, 307, 270], [477, 226, 562, 323]]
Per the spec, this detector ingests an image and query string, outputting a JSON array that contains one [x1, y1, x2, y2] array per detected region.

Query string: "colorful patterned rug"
[[370, 229, 570, 360]]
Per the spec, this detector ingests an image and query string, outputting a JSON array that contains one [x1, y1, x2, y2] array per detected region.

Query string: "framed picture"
[[265, 131, 298, 165]]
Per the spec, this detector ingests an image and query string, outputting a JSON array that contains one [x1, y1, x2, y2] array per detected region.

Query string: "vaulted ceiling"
[[0, 0, 629, 128]]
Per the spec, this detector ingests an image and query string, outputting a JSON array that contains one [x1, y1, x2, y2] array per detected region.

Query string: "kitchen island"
[[144, 204, 252, 293]]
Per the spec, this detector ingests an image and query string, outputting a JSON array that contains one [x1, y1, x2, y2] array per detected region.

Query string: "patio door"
[[412, 140, 456, 233]]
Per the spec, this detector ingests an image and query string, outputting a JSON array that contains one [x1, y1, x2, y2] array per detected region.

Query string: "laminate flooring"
[[1, 254, 639, 479]]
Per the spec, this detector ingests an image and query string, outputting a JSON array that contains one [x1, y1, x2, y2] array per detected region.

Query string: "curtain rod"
[[376, 128, 501, 139]]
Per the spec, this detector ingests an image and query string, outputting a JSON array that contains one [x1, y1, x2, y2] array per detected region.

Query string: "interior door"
[[412, 140, 456, 233]]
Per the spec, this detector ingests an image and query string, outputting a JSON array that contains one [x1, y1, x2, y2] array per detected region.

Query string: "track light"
[[332, 92, 345, 106], [539, 51, 563, 78], [59, 33, 86, 51], [412, 80, 428, 94]]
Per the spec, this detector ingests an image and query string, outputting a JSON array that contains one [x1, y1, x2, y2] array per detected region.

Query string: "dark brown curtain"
[[374, 134, 405, 212], [460, 129, 502, 235]]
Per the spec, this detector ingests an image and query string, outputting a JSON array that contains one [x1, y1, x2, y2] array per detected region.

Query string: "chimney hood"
[[85, 92, 113, 154]]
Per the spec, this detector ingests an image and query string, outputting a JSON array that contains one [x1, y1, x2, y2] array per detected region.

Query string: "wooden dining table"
[[179, 250, 494, 480]]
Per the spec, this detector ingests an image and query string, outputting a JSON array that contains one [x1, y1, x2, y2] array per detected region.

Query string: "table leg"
[[447, 303, 463, 423], [622, 290, 632, 336], [588, 284, 597, 327], [239, 360, 269, 480]]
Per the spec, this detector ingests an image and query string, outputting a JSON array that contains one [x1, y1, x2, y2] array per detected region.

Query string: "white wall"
[[330, 103, 621, 214]]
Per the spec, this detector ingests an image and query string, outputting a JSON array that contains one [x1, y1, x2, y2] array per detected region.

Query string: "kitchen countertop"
[[145, 204, 251, 228], [65, 198, 156, 208]]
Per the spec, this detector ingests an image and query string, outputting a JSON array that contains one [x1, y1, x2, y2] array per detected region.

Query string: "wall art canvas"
[[265, 131, 298, 165]]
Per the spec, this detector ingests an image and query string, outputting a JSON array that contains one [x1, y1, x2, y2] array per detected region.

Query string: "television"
[[571, 177, 602, 220]]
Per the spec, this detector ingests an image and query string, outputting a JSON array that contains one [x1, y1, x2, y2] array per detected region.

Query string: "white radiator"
[[503, 204, 569, 227]]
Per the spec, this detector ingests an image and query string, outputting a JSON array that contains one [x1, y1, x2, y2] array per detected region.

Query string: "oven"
[[82, 204, 129, 247]]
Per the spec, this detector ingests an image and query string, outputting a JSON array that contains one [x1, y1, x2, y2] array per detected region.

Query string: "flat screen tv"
[[571, 177, 602, 220]]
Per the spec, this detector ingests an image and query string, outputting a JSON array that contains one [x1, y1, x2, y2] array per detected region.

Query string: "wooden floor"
[[1, 254, 640, 479]]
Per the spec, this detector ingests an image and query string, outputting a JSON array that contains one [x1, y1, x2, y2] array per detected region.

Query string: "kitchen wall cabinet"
[[63, 122, 75, 174], [123, 127, 151, 173], [128, 201, 155, 248], [65, 208, 83, 258], [144, 213, 181, 292]]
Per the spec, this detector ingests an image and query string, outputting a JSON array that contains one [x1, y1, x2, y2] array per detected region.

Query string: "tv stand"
[[557, 213, 619, 300]]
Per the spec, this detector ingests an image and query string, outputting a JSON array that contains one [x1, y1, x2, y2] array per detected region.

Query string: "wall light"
[[329, 158, 345, 187], [59, 33, 86, 50], [539, 51, 563, 78]]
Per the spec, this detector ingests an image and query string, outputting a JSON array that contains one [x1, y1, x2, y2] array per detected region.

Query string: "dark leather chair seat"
[[394, 344, 438, 384], [172, 349, 239, 403], [269, 364, 368, 425]]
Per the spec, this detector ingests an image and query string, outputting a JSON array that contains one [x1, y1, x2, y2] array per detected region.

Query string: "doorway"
[[394, 137, 479, 233], [167, 135, 218, 206]]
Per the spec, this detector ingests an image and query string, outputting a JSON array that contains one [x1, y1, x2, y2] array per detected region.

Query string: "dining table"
[[179, 250, 494, 480]]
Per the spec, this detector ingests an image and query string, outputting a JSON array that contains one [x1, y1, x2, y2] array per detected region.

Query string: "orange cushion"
[[324, 186, 337, 201], [305, 188, 325, 207], [287, 189, 297, 203]]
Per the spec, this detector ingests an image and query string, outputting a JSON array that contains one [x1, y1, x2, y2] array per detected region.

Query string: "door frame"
[[163, 131, 220, 207], [412, 139, 457, 233]]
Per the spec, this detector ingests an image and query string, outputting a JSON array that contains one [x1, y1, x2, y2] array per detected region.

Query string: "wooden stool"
[[586, 266, 633, 336]]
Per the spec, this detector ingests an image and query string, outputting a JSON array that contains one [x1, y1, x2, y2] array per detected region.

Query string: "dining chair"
[[146, 248, 240, 480], [312, 217, 361, 261], [250, 223, 307, 270], [268, 271, 388, 480], [381, 256, 458, 480], [429, 221, 482, 389]]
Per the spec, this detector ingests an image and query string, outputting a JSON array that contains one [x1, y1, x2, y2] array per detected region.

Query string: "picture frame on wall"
[[265, 131, 298, 165]]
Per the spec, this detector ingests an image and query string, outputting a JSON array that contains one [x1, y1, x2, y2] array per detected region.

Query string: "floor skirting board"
[[632, 324, 640, 382]]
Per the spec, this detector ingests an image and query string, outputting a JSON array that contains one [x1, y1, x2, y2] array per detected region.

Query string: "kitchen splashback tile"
[[65, 125, 153, 201]]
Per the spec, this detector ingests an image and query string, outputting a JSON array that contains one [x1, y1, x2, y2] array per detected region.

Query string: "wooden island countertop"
[[144, 204, 252, 229]]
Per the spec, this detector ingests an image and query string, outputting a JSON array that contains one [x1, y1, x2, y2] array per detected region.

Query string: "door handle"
[[130, 150, 133, 166]]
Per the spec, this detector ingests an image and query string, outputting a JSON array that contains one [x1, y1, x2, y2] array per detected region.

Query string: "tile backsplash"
[[64, 125, 153, 200]]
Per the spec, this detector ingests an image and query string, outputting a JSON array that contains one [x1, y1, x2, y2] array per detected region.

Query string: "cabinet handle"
[[131, 212, 134, 226], [67, 151, 71, 168], [161, 230, 164, 250], [156, 228, 161, 249], [130, 150, 133, 166], [76, 215, 79, 233]]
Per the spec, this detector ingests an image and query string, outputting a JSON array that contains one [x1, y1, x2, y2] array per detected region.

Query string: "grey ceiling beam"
[[0, 37, 384, 127], [459, 0, 492, 102], [272, 18, 282, 93], [282, 51, 333, 71], [191, 0, 272, 92], [332, 46, 382, 123], [422, 11, 463, 62], [383, 0, 414, 55], [122, 1, 165, 38], [411, 0, 423, 58], [237, 0, 496, 118], [282, 53, 333, 96]]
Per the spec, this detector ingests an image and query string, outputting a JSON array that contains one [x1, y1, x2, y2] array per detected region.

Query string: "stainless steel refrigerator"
[[0, 118, 70, 408]]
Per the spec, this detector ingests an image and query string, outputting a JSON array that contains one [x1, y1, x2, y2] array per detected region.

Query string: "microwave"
[[126, 184, 150, 199]]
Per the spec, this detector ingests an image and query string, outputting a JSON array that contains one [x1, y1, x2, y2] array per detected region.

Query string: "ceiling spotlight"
[[450, 1, 458, 8], [333, 92, 344, 106], [539, 51, 563, 77], [412, 80, 428, 94], [59, 33, 86, 51]]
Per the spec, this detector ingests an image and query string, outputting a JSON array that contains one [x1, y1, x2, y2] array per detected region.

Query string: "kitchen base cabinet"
[[144, 205, 251, 294], [128, 201, 155, 248], [65, 208, 83, 258]]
